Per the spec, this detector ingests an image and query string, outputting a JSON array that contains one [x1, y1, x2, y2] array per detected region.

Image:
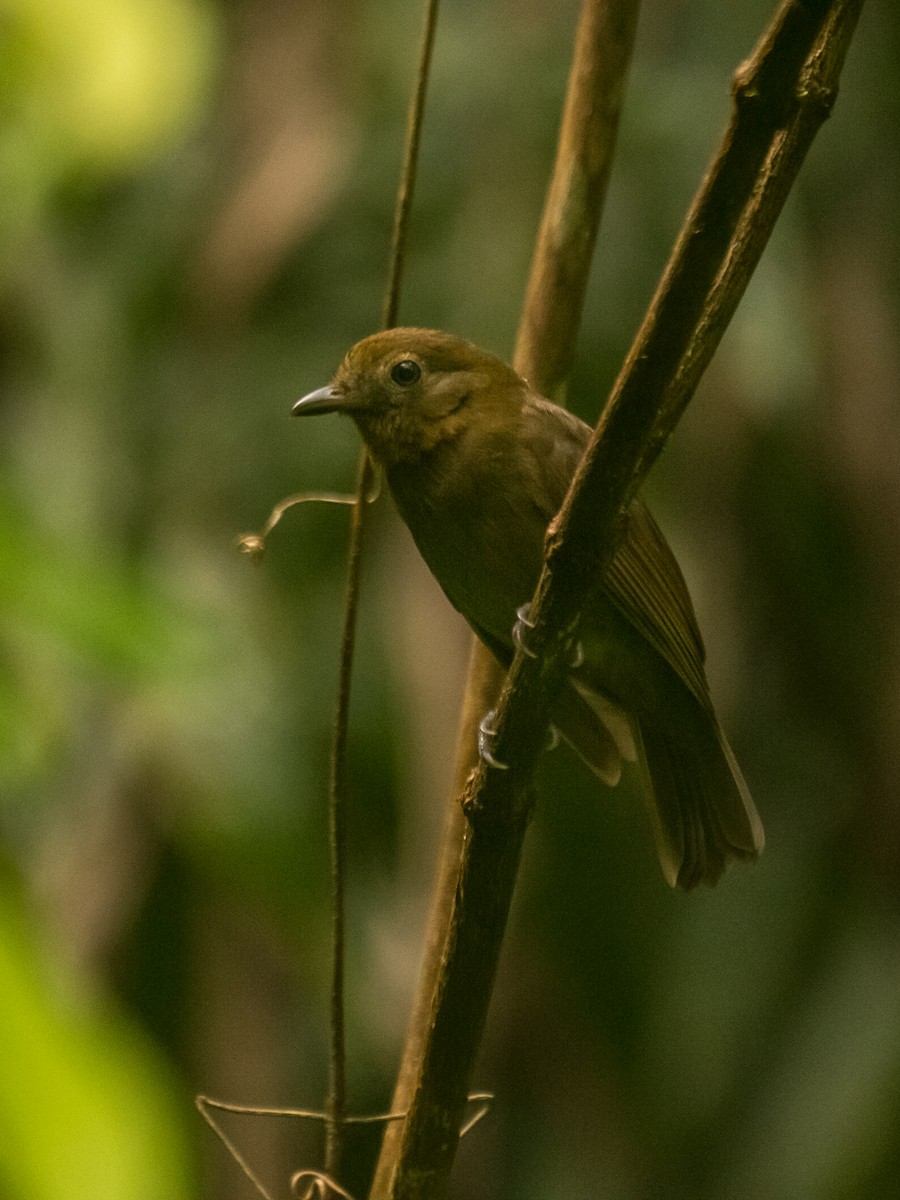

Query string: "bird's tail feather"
[[636, 707, 764, 889], [553, 684, 630, 787], [552, 681, 762, 889]]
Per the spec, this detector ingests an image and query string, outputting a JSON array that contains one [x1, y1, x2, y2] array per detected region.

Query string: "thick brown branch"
[[474, 0, 863, 812]]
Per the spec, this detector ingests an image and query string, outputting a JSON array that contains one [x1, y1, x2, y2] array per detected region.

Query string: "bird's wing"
[[521, 396, 711, 711], [519, 396, 590, 520], [466, 618, 625, 787], [603, 498, 712, 710]]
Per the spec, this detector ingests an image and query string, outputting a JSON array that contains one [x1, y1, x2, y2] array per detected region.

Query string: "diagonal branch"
[[477, 0, 863, 810], [375, 1, 865, 1198]]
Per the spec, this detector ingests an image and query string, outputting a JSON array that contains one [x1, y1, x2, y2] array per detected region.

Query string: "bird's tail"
[[635, 703, 764, 889], [553, 683, 636, 787]]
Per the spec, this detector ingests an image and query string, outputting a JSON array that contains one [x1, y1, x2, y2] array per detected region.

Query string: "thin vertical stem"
[[324, 448, 373, 1178], [324, 0, 441, 1183], [383, 0, 441, 331]]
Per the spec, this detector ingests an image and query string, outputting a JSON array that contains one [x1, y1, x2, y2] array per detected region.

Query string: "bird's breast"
[[386, 437, 548, 648]]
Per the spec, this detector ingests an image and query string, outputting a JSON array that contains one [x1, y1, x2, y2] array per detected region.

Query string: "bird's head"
[[292, 328, 526, 466]]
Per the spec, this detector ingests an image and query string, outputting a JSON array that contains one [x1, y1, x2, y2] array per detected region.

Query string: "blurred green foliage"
[[1, 1, 898, 1198]]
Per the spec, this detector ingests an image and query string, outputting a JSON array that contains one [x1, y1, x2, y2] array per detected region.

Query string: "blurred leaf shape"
[[1, 0, 217, 237], [0, 877, 194, 1200]]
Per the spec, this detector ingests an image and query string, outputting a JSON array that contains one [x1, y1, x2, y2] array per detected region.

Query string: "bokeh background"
[[2, 0, 899, 1197]]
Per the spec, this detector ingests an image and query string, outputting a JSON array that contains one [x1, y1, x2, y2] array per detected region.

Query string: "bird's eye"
[[390, 359, 421, 386]]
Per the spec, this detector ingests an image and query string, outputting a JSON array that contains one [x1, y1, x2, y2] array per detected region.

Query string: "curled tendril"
[[237, 469, 382, 561], [196, 1090, 493, 1200], [291, 1169, 355, 1200]]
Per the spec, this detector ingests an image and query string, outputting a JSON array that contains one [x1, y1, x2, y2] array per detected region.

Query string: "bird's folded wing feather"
[[603, 499, 712, 712], [521, 396, 713, 713]]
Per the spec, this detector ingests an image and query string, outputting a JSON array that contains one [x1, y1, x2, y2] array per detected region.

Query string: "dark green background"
[[2, 0, 898, 1196]]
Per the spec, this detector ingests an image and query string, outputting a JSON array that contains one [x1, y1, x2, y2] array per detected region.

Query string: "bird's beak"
[[292, 385, 346, 417]]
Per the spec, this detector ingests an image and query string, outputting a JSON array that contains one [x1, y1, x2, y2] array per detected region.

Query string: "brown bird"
[[293, 328, 764, 888]]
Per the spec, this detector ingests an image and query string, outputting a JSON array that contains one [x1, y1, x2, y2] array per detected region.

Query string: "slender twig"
[[236, 475, 382, 560], [197, 1096, 408, 1200], [370, 1, 641, 1197], [375, 2, 864, 1198], [324, 0, 442, 1182], [196, 1091, 490, 1200], [325, 448, 371, 1179], [382, 0, 441, 331]]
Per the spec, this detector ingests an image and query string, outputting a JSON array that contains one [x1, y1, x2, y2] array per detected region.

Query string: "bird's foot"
[[478, 710, 509, 770], [478, 710, 560, 769], [513, 602, 583, 668], [512, 603, 538, 658]]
